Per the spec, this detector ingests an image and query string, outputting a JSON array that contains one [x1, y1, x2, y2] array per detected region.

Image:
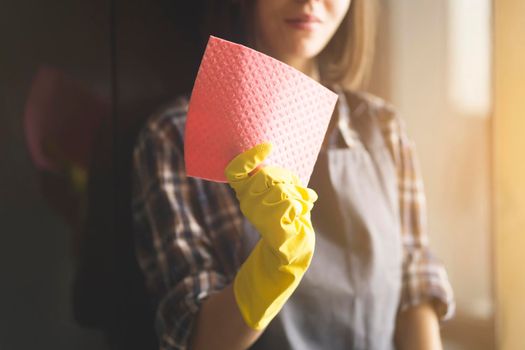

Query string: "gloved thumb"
[[225, 142, 272, 183]]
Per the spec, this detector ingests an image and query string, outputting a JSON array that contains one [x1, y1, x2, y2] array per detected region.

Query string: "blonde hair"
[[201, 0, 378, 91], [319, 0, 378, 90]]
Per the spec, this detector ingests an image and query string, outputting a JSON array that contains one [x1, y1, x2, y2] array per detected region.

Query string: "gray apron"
[[239, 88, 403, 350]]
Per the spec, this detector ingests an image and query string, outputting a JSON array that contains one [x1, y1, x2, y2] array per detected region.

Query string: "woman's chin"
[[283, 45, 322, 61], [260, 35, 324, 66]]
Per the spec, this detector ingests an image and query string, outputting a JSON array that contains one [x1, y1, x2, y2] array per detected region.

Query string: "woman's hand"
[[394, 301, 444, 350], [225, 142, 318, 330]]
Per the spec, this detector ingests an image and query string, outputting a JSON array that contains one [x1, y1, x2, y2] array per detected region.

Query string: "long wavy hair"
[[199, 0, 378, 90]]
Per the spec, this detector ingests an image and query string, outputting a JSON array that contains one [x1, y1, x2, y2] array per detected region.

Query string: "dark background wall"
[[1, 1, 202, 349], [1, 0, 112, 348]]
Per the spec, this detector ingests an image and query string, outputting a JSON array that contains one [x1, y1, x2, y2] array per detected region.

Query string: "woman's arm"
[[132, 107, 248, 349], [394, 300, 443, 350], [190, 143, 318, 349], [382, 109, 456, 349], [189, 284, 263, 350]]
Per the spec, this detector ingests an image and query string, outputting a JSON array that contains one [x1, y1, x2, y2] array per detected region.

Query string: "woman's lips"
[[285, 15, 322, 31]]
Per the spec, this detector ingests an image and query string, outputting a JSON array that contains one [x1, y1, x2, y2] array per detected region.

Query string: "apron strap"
[[329, 84, 357, 149], [339, 87, 389, 152]]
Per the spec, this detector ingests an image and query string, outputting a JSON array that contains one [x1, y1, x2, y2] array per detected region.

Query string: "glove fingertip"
[[225, 142, 273, 183], [307, 188, 318, 203]]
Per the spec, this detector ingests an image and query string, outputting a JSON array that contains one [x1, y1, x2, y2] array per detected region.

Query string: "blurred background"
[[1, 0, 523, 349]]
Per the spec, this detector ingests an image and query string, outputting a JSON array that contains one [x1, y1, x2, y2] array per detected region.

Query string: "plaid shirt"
[[132, 90, 456, 350]]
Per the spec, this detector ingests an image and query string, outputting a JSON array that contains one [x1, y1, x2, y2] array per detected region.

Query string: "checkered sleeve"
[[131, 103, 243, 349], [387, 112, 456, 323]]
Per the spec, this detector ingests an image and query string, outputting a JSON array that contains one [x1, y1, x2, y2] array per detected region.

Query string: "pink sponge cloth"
[[184, 35, 338, 186]]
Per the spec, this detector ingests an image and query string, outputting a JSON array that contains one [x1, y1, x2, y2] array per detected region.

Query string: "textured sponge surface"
[[184, 35, 338, 185]]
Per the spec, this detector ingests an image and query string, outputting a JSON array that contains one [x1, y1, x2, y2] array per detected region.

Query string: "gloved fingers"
[[239, 167, 269, 195], [233, 165, 298, 197], [262, 184, 315, 208], [237, 182, 315, 240], [258, 185, 314, 227], [255, 169, 316, 204], [282, 197, 306, 225], [262, 166, 298, 186], [244, 165, 298, 195], [225, 142, 273, 184], [295, 186, 318, 204], [276, 184, 318, 213]]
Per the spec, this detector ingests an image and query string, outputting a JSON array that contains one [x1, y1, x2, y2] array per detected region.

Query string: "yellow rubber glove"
[[225, 142, 318, 330]]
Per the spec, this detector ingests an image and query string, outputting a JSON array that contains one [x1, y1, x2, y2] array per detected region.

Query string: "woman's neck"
[[252, 36, 320, 81], [286, 57, 320, 82]]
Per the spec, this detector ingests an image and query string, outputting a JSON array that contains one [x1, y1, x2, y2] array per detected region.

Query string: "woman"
[[131, 0, 456, 349]]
